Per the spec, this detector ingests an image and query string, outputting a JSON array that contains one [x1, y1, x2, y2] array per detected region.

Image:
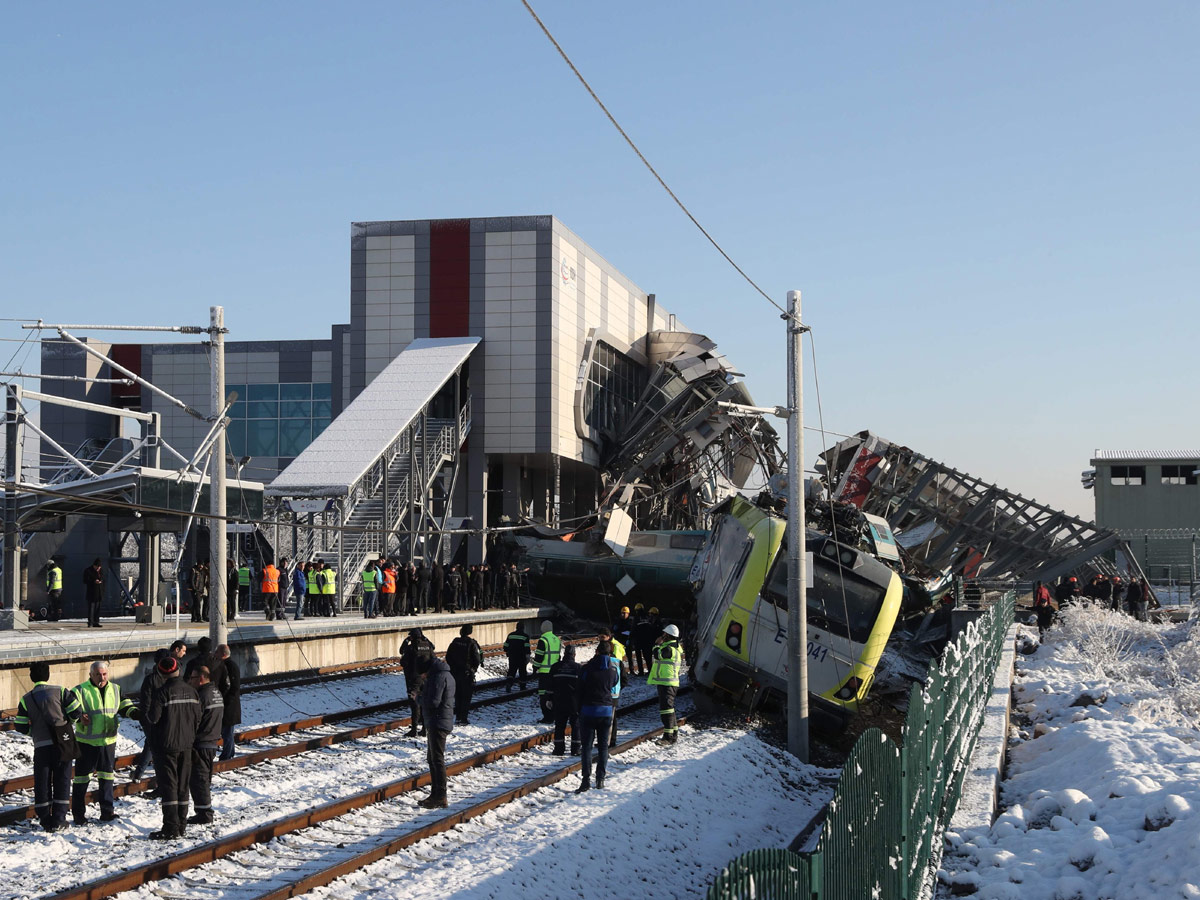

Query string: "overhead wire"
[[519, 0, 788, 318]]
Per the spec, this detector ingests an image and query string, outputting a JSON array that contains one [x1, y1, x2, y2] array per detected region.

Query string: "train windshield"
[[762, 539, 890, 644]]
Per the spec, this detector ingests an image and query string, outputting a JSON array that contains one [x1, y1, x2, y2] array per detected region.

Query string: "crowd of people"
[[1032, 571, 1154, 635], [14, 639, 242, 838], [15, 608, 683, 833], [184, 556, 528, 622]]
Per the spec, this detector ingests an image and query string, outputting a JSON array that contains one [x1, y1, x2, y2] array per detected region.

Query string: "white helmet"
[[663, 624, 680, 638]]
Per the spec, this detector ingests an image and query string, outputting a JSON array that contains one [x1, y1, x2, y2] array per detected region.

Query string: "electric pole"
[[786, 289, 809, 762]]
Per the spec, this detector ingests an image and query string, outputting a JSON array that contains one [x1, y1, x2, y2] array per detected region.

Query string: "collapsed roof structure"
[[592, 331, 783, 531], [818, 430, 1140, 585]]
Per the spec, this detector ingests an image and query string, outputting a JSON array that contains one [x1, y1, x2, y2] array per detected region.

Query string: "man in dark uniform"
[[445, 624, 483, 726], [82, 558, 104, 627], [431, 560, 445, 614], [145, 656, 200, 839], [15, 662, 83, 831], [418, 651, 455, 808], [503, 624, 530, 692], [550, 644, 582, 756], [187, 665, 223, 825], [401, 628, 435, 736]]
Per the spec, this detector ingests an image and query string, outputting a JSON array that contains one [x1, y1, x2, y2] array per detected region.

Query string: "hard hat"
[[620, 606, 630, 616], [634, 603, 645, 612], [663, 624, 680, 637], [1069, 576, 1077, 582], [649, 607, 659, 615]]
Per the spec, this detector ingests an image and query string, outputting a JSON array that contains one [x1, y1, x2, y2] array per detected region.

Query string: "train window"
[[670, 533, 706, 550], [628, 534, 658, 547], [764, 545, 887, 644]]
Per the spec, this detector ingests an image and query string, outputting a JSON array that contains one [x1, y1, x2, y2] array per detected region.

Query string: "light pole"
[[785, 289, 809, 763]]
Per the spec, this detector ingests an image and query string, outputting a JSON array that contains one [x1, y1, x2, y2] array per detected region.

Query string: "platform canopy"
[[266, 337, 479, 499]]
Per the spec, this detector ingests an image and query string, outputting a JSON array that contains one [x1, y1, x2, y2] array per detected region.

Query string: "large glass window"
[[225, 381, 331, 459], [582, 341, 646, 438]]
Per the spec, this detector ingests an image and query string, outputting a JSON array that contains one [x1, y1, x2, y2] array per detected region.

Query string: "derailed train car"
[[689, 495, 903, 728]]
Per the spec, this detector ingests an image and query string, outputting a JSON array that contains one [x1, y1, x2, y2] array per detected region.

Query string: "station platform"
[[0, 605, 555, 710]]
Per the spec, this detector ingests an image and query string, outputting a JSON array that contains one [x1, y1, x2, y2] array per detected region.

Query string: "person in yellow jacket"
[[531, 620, 562, 723], [45, 560, 64, 622], [648, 624, 683, 745], [72, 660, 136, 823]]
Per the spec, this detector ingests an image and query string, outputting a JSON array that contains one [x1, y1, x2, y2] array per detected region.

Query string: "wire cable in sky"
[[520, 0, 788, 317]]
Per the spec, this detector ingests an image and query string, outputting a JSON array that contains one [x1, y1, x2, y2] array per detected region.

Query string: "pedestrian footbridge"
[[266, 337, 478, 611]]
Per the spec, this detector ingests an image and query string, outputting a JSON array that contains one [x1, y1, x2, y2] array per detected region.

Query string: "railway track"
[[42, 695, 685, 900], [0, 672, 541, 825], [0, 636, 594, 728]]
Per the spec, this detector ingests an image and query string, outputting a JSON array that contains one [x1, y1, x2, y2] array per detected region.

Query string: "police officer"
[[401, 628, 435, 736], [45, 559, 63, 622], [187, 665, 223, 825], [15, 662, 83, 831], [72, 660, 136, 824], [532, 620, 562, 723], [550, 643, 582, 756], [146, 656, 200, 840], [503, 623, 530, 692], [648, 624, 683, 745], [446, 624, 483, 725]]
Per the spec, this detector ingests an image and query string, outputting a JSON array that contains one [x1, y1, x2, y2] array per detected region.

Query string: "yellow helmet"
[[649, 607, 659, 616], [620, 606, 630, 616], [634, 603, 645, 612]]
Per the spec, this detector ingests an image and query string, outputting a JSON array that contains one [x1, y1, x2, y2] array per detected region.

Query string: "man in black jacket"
[[146, 656, 200, 839], [215, 644, 241, 761], [503, 624, 530, 693], [446, 624, 483, 726], [131, 648, 170, 782], [431, 561, 445, 614], [82, 558, 104, 627], [401, 628, 435, 736], [418, 654, 455, 809], [550, 644, 582, 756], [415, 562, 430, 614], [15, 662, 83, 831], [187, 665, 223, 825]]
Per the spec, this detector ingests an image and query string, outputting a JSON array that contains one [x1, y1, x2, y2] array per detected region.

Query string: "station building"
[[1089, 450, 1200, 579], [37, 215, 692, 597]]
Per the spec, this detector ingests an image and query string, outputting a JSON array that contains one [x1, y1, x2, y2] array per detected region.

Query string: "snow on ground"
[[299, 723, 832, 900], [939, 604, 1200, 899], [0, 639, 834, 900]]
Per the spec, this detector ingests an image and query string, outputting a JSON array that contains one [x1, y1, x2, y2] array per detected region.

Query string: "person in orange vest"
[[261, 560, 281, 621], [379, 561, 397, 617]]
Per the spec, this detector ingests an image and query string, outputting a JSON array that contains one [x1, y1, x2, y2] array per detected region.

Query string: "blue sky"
[[2, 2, 1196, 518]]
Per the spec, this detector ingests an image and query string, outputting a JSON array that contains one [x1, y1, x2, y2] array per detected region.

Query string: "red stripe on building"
[[429, 219, 470, 337]]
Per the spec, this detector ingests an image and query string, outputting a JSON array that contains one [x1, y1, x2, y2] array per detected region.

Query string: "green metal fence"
[[708, 591, 1015, 900]]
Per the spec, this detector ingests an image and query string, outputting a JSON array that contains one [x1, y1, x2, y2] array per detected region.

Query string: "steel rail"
[[42, 693, 676, 900], [252, 716, 688, 900], [0, 684, 540, 825]]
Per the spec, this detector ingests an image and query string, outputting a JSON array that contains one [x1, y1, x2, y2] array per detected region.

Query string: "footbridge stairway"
[[266, 337, 478, 612]]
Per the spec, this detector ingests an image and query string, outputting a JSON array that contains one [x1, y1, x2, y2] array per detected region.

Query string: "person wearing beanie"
[[130, 648, 171, 782], [445, 624, 483, 726], [145, 655, 200, 839], [417, 648, 455, 809], [400, 628, 435, 737], [531, 620, 561, 723], [550, 643, 582, 756], [503, 623, 530, 693], [15, 662, 83, 831], [575, 641, 619, 792]]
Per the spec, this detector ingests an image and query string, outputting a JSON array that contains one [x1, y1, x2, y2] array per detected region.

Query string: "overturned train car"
[[689, 495, 903, 728]]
